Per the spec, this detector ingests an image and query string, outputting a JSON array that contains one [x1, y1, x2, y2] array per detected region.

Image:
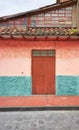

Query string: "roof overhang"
[[0, 35, 79, 41]]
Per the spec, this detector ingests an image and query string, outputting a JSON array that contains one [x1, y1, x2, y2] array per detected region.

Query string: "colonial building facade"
[[0, 0, 79, 96]]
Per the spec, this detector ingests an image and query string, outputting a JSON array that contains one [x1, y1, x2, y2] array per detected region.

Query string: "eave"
[[0, 35, 79, 41]]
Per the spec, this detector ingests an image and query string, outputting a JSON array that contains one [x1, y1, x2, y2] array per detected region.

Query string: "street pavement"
[[0, 110, 79, 130]]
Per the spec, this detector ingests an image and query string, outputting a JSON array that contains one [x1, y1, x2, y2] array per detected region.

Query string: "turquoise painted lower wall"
[[56, 76, 79, 95], [0, 76, 32, 96], [0, 76, 79, 96]]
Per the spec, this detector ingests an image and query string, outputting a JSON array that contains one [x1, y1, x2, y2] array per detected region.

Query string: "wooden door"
[[32, 50, 55, 95]]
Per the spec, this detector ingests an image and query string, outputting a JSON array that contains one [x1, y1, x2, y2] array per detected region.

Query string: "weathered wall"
[[0, 76, 32, 96], [0, 39, 79, 96], [56, 41, 79, 95], [0, 41, 32, 96], [0, 40, 55, 96]]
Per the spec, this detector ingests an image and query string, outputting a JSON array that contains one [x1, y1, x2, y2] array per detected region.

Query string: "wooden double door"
[[32, 50, 55, 95]]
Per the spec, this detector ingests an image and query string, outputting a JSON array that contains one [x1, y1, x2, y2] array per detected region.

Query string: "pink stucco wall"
[[0, 40, 79, 76], [56, 41, 79, 75]]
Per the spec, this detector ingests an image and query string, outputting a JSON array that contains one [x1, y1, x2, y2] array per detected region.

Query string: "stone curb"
[[0, 106, 79, 112]]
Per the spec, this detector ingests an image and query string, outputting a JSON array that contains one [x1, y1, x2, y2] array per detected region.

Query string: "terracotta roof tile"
[[0, 27, 79, 37]]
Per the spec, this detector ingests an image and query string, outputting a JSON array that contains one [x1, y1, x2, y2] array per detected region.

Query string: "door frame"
[[31, 49, 56, 95]]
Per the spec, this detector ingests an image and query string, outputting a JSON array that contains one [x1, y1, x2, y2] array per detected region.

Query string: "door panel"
[[32, 50, 55, 95]]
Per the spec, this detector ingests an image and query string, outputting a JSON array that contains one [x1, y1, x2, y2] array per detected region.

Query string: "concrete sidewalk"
[[0, 110, 79, 130]]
